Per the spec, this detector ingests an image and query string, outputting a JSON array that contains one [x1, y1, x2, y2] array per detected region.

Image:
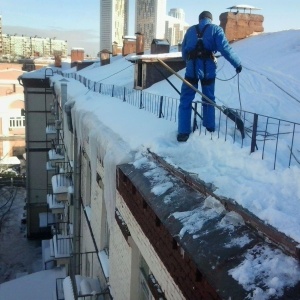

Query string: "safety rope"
[[85, 63, 134, 95], [243, 65, 300, 104], [95, 63, 133, 82], [216, 72, 238, 81]]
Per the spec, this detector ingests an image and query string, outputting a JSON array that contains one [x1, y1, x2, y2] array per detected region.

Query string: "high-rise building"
[[168, 8, 185, 22], [100, 0, 129, 52], [135, 0, 167, 50], [165, 8, 189, 46]]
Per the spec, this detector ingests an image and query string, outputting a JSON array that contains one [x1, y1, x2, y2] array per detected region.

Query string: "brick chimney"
[[136, 32, 144, 55], [122, 36, 136, 56], [100, 49, 111, 66], [219, 12, 264, 42], [71, 48, 84, 63]]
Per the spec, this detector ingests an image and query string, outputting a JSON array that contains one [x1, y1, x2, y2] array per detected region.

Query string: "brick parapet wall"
[[116, 167, 221, 300]]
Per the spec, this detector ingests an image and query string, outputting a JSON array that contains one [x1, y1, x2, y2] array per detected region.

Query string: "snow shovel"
[[157, 58, 245, 139]]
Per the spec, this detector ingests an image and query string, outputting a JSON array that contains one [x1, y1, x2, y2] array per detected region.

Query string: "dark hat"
[[199, 11, 213, 21]]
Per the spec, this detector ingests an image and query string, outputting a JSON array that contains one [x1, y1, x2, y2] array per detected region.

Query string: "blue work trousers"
[[178, 79, 216, 134]]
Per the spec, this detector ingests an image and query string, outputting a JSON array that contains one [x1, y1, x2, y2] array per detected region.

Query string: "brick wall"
[[109, 213, 134, 299], [220, 12, 264, 42], [71, 49, 84, 63], [115, 191, 184, 300], [116, 168, 220, 300]]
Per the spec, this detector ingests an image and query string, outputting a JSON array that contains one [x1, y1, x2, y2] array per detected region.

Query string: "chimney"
[[71, 48, 84, 63], [100, 49, 111, 66], [151, 39, 170, 54], [122, 36, 136, 56], [53, 50, 62, 67], [135, 32, 144, 55], [112, 42, 118, 56]]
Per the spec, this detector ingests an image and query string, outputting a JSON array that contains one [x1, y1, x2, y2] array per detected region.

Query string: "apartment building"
[[19, 67, 196, 299], [0, 64, 25, 169], [0, 94, 25, 158], [168, 8, 185, 22], [16, 48, 300, 299], [1, 34, 67, 58], [135, 0, 167, 49], [100, 0, 129, 52]]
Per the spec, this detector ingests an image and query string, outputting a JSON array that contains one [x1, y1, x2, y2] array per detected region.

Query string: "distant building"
[[1, 34, 67, 58], [0, 94, 25, 158], [168, 8, 185, 22], [165, 8, 189, 46], [100, 0, 129, 52], [0, 15, 2, 55], [135, 0, 167, 49]]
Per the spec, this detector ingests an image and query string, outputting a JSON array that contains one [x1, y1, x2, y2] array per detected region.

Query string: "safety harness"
[[187, 24, 215, 86], [188, 24, 212, 60]]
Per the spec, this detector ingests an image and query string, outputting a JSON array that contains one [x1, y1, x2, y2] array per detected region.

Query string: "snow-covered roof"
[[0, 156, 20, 165], [0, 268, 66, 300]]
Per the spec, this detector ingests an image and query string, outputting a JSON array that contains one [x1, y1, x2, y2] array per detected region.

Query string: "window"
[[139, 256, 166, 300], [9, 116, 25, 128], [140, 256, 152, 300]]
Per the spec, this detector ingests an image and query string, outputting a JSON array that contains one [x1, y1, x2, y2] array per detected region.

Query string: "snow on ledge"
[[63, 276, 75, 300], [126, 51, 182, 62]]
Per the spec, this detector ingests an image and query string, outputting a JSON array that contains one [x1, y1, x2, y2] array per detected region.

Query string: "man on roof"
[[177, 10, 242, 142]]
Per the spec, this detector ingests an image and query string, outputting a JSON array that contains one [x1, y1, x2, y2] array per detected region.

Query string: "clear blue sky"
[[1, 0, 299, 56]]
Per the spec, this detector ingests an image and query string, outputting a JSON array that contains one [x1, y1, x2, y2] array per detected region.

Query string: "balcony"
[[49, 222, 73, 266], [46, 119, 57, 135], [48, 147, 65, 163], [42, 239, 56, 270], [52, 174, 72, 202], [47, 193, 65, 215], [55, 251, 113, 300]]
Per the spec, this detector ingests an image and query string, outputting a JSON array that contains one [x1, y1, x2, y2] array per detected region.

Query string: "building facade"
[[0, 94, 25, 159], [1, 34, 67, 58], [135, 0, 167, 49], [100, 0, 129, 52], [18, 53, 300, 299], [168, 8, 185, 22], [165, 8, 189, 46]]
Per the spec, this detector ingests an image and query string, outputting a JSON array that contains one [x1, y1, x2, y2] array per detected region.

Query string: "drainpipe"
[[72, 134, 81, 276]]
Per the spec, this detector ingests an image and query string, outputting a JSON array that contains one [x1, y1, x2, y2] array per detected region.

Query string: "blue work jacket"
[[181, 18, 241, 80]]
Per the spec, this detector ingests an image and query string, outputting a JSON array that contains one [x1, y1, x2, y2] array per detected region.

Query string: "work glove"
[[236, 65, 242, 74]]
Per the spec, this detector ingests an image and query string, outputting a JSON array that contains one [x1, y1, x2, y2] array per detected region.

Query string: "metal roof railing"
[[59, 71, 300, 170]]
